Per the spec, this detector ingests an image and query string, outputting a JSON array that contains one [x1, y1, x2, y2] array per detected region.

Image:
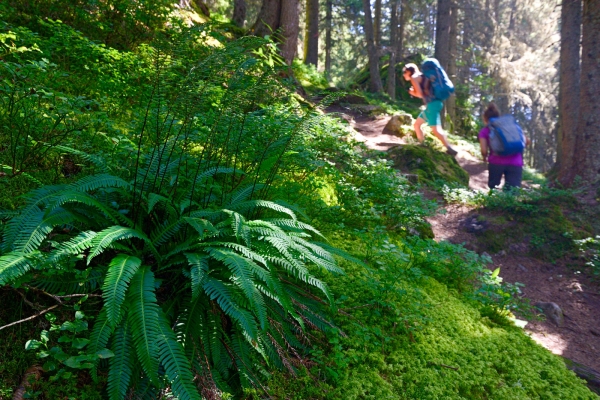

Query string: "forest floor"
[[326, 105, 600, 375]]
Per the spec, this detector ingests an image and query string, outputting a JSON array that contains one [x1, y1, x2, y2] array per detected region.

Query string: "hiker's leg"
[[414, 117, 426, 143], [431, 125, 451, 148], [488, 163, 503, 189], [503, 165, 523, 188]]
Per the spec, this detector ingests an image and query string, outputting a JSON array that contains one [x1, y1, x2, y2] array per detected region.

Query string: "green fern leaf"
[[102, 254, 142, 327], [182, 217, 219, 240], [47, 231, 98, 263], [107, 321, 135, 400], [0, 251, 39, 285], [229, 200, 296, 220], [156, 313, 201, 400], [52, 145, 111, 171], [151, 218, 184, 247], [202, 277, 258, 340], [87, 226, 157, 264], [127, 266, 160, 383], [184, 253, 209, 300], [13, 207, 76, 254], [69, 174, 131, 193], [89, 309, 115, 381]]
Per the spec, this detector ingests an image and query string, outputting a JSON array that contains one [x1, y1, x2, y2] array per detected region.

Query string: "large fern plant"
[[0, 32, 345, 398]]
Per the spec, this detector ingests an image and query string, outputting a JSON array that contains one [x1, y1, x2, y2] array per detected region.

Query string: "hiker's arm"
[[524, 135, 531, 146], [408, 77, 424, 98], [479, 138, 488, 162]]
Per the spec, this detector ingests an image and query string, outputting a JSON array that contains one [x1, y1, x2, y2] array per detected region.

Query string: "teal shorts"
[[418, 100, 443, 127]]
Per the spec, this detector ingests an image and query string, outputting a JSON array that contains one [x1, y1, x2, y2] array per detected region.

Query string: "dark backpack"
[[488, 115, 526, 156], [421, 58, 454, 101]]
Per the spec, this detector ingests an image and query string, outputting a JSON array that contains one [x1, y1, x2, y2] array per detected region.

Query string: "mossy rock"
[[388, 144, 469, 186]]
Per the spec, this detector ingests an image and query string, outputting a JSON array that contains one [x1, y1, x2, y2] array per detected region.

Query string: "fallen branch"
[[0, 305, 59, 331]]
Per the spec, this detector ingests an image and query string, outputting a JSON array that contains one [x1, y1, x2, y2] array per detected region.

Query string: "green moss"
[[389, 144, 470, 186]]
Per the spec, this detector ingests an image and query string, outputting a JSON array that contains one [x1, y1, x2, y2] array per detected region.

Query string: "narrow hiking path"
[[326, 106, 600, 377]]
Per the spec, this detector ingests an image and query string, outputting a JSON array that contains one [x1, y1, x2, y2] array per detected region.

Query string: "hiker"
[[402, 63, 457, 156], [479, 103, 530, 189]]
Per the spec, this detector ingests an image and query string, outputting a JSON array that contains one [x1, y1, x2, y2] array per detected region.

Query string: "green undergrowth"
[[253, 233, 595, 399], [441, 184, 594, 263]]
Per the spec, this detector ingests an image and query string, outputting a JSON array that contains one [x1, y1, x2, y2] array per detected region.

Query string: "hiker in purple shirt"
[[478, 103, 530, 189]]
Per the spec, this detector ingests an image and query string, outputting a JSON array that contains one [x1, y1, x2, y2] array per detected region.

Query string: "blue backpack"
[[421, 58, 455, 101], [488, 115, 526, 156]]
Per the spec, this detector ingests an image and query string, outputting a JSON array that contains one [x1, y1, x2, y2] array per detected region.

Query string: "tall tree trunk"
[[397, 0, 405, 61], [434, 0, 451, 70], [374, 0, 382, 48], [446, 1, 458, 126], [232, 0, 247, 27], [304, 0, 319, 66], [252, 0, 299, 65], [252, 0, 281, 37], [435, 0, 451, 127], [572, 0, 600, 184], [280, 0, 300, 65], [362, 0, 383, 92], [325, 0, 332, 75], [556, 0, 582, 184], [387, 0, 399, 99]]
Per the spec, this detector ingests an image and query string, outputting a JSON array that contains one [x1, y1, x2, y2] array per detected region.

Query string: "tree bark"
[[556, 0, 582, 184], [252, 0, 281, 38], [387, 0, 399, 99], [362, 0, 383, 92], [434, 0, 451, 70], [446, 1, 458, 125], [325, 0, 332, 75], [252, 0, 299, 65], [435, 0, 451, 127], [572, 0, 600, 184], [232, 0, 247, 27], [374, 0, 382, 48], [280, 0, 300, 65], [304, 0, 319, 66], [397, 0, 405, 61]]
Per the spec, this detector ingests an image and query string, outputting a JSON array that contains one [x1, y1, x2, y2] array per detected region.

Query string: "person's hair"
[[403, 63, 419, 75], [483, 103, 500, 121]]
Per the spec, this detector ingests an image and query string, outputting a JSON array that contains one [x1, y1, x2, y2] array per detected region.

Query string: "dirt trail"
[[337, 109, 600, 375]]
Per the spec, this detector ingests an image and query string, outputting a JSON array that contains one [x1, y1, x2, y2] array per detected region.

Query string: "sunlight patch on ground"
[[527, 330, 569, 356]]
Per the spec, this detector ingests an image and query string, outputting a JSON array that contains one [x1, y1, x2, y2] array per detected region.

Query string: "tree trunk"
[[446, 1, 458, 126], [387, 0, 399, 99], [435, 0, 451, 127], [397, 0, 405, 61], [374, 0, 382, 48], [304, 0, 319, 66], [252, 0, 299, 65], [280, 0, 300, 65], [325, 0, 332, 75], [434, 0, 451, 70], [556, 0, 582, 185], [362, 0, 383, 92], [252, 0, 281, 38], [232, 0, 247, 27], [572, 0, 600, 184]]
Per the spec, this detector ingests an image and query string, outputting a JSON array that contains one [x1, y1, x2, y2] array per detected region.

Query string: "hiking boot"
[[446, 147, 458, 156]]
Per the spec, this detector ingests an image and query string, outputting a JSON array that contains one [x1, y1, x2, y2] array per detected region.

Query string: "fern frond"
[[47, 231, 98, 263], [185, 252, 209, 300], [47, 190, 125, 226], [229, 200, 296, 220], [266, 218, 323, 238], [156, 313, 201, 400], [102, 254, 142, 327], [53, 145, 111, 171], [87, 226, 157, 264], [0, 251, 39, 285], [126, 266, 160, 383], [69, 174, 132, 193], [13, 207, 76, 254], [202, 277, 258, 341], [182, 217, 219, 240], [107, 321, 135, 400], [151, 219, 184, 247], [89, 310, 115, 381], [225, 184, 264, 206]]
